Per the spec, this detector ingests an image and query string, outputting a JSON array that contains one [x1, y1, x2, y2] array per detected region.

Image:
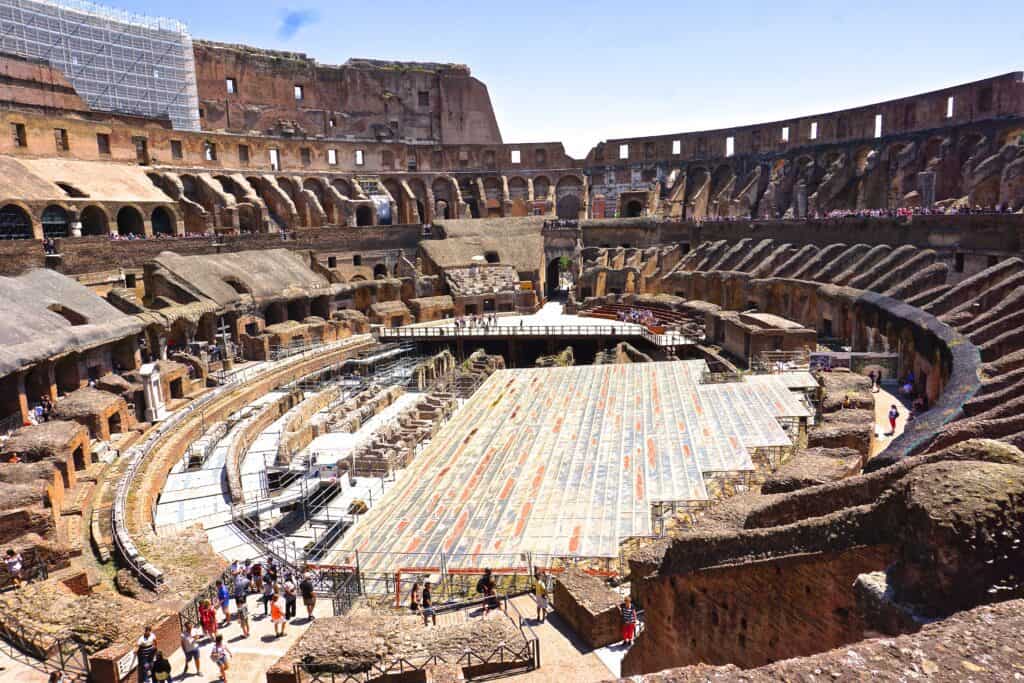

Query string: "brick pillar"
[[43, 362, 58, 402], [15, 371, 28, 425]]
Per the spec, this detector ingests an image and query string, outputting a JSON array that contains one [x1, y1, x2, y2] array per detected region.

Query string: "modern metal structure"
[[0, 0, 200, 130], [333, 360, 810, 574]]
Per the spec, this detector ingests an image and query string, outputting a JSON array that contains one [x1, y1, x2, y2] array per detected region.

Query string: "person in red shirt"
[[198, 598, 218, 639]]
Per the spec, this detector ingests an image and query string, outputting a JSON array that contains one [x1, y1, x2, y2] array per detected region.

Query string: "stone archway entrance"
[[556, 194, 581, 220], [545, 256, 575, 299]]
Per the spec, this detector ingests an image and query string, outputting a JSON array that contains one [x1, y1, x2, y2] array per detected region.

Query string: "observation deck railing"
[[378, 323, 696, 348]]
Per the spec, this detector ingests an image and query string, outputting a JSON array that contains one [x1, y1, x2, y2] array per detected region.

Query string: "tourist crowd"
[[819, 204, 1017, 220], [134, 559, 318, 683], [697, 203, 1017, 223], [617, 307, 659, 327], [451, 313, 503, 330]]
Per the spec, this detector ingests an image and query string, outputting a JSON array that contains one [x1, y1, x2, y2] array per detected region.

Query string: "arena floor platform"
[[330, 361, 809, 574]]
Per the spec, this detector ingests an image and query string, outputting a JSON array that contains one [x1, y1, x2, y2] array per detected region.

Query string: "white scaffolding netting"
[[0, 0, 199, 130], [331, 361, 809, 574]]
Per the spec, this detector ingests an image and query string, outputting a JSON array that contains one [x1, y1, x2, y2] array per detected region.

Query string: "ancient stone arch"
[[116, 205, 145, 236]]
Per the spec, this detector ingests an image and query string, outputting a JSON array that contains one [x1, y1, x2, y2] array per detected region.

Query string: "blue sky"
[[119, 0, 1021, 157]]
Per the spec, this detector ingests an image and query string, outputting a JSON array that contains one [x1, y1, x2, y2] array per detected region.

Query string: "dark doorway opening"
[[355, 205, 373, 226]]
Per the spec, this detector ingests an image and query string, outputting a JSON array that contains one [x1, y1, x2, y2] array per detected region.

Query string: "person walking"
[[266, 560, 279, 587], [233, 571, 250, 616], [179, 621, 202, 677], [136, 625, 157, 683], [481, 576, 499, 617], [4, 549, 23, 588], [249, 560, 263, 593], [210, 635, 232, 683], [198, 599, 218, 640], [887, 404, 900, 436], [283, 574, 297, 620], [299, 572, 316, 620], [533, 571, 549, 623], [620, 597, 638, 645], [421, 581, 436, 626], [151, 651, 171, 683], [270, 591, 287, 637], [235, 599, 250, 638], [215, 580, 231, 626], [260, 578, 275, 617], [475, 568, 493, 597], [409, 581, 422, 613]]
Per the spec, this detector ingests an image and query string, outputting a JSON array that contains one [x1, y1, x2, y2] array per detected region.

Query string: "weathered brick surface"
[[553, 569, 623, 649], [0, 239, 46, 275], [623, 545, 894, 675], [615, 597, 1024, 682], [53, 226, 422, 276]]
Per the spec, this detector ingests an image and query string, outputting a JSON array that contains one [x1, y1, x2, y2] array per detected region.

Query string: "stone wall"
[[587, 73, 1024, 164], [622, 545, 893, 675], [51, 226, 423, 276], [553, 569, 623, 649], [0, 240, 46, 275], [88, 612, 179, 683], [193, 41, 503, 146], [581, 215, 1022, 254]]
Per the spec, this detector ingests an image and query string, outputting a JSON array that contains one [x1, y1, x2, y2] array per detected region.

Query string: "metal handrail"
[[112, 336, 373, 589], [380, 323, 696, 346], [0, 611, 91, 680]]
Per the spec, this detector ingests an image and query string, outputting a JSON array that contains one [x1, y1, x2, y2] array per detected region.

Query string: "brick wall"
[[622, 545, 893, 676], [53, 226, 423, 276], [89, 612, 179, 683], [0, 239, 45, 275], [582, 215, 1022, 253], [585, 72, 1024, 163], [552, 570, 622, 649]]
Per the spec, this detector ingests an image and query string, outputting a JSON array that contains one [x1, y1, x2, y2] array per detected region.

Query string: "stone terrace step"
[[78, 461, 107, 483], [57, 514, 83, 558], [61, 481, 95, 516]]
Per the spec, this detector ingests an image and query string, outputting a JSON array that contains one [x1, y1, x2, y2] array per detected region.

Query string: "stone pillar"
[[139, 363, 168, 422], [43, 362, 58, 403], [15, 371, 28, 425], [795, 181, 808, 219], [917, 171, 936, 208], [67, 209, 82, 238]]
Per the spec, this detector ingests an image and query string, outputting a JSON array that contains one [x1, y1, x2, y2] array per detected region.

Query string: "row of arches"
[[0, 203, 177, 240], [144, 170, 586, 233]]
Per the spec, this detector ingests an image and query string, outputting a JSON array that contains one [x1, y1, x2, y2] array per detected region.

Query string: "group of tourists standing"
[[135, 559, 318, 683]]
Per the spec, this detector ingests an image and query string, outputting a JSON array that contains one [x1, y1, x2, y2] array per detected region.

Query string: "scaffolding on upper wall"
[[0, 0, 200, 130]]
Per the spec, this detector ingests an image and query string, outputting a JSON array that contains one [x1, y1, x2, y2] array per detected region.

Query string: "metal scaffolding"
[[0, 0, 200, 130]]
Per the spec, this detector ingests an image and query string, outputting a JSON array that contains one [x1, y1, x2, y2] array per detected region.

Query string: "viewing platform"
[[376, 303, 698, 350]]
